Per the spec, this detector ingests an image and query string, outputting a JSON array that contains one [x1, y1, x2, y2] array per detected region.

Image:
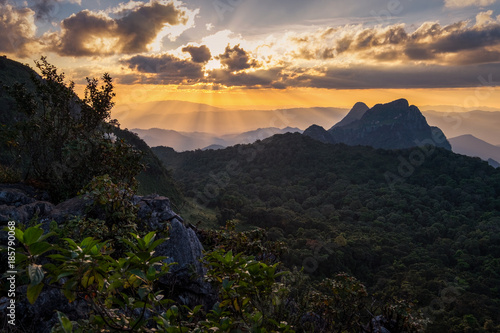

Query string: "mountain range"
[[114, 102, 348, 135], [115, 99, 500, 145], [132, 127, 303, 151], [304, 99, 452, 150]]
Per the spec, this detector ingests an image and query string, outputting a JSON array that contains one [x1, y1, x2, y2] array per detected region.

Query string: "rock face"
[[0, 184, 211, 332], [304, 99, 452, 150]]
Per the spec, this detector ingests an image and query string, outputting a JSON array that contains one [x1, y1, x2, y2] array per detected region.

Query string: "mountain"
[[202, 144, 225, 151], [114, 102, 348, 134], [423, 110, 500, 146], [131, 128, 226, 151], [153, 132, 500, 330], [331, 102, 369, 128], [305, 99, 452, 150], [302, 124, 332, 143], [0, 56, 182, 203], [132, 127, 302, 151], [449, 134, 500, 168], [220, 127, 302, 146]]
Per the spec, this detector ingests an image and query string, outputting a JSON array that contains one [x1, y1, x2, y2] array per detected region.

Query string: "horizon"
[[1, 0, 500, 131]]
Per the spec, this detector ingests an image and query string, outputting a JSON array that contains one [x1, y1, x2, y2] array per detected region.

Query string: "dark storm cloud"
[[431, 25, 500, 53], [122, 54, 204, 84], [50, 1, 188, 56], [209, 67, 282, 87], [116, 1, 187, 54], [182, 45, 212, 63], [280, 64, 500, 89], [217, 44, 259, 71], [291, 16, 500, 66]]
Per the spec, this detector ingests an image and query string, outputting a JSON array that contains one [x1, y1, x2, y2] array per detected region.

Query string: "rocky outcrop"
[[328, 99, 452, 150], [0, 184, 212, 332], [305, 99, 452, 151]]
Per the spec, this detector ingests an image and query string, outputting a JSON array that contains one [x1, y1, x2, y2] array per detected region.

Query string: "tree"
[[8, 57, 142, 201]]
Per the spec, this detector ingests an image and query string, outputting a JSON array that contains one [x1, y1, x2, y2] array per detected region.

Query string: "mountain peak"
[[309, 99, 452, 150], [332, 102, 369, 128]]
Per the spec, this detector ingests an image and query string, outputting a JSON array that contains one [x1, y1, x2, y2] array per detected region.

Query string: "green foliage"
[[203, 248, 293, 332], [4, 57, 142, 202], [113, 127, 184, 207], [198, 220, 288, 264], [305, 273, 368, 332], [11, 225, 182, 332], [81, 175, 139, 238], [155, 133, 500, 330]]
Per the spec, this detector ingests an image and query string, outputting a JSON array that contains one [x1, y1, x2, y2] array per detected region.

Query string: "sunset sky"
[[2, 0, 500, 119]]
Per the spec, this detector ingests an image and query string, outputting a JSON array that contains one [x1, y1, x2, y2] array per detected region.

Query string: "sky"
[[2, 0, 500, 121]]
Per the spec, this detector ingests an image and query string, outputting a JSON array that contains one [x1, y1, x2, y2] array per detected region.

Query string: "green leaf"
[[29, 241, 52, 256], [57, 311, 73, 333], [14, 228, 24, 243], [56, 272, 74, 281], [62, 238, 78, 249], [28, 263, 44, 285], [138, 286, 149, 300], [144, 231, 156, 246], [27, 282, 44, 304], [150, 238, 165, 251], [23, 227, 44, 245], [130, 268, 147, 281]]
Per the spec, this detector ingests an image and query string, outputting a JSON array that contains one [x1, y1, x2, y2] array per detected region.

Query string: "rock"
[[14, 286, 90, 333], [0, 185, 54, 226], [0, 184, 213, 332], [46, 195, 92, 224]]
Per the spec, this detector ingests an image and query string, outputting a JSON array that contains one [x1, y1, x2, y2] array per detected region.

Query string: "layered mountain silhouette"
[[133, 126, 303, 151], [449, 134, 500, 168], [304, 99, 452, 150]]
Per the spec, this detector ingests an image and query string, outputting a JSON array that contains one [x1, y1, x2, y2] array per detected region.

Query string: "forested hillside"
[[154, 133, 500, 331]]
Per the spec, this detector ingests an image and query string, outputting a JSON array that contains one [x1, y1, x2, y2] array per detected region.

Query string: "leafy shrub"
[[5, 57, 142, 202]]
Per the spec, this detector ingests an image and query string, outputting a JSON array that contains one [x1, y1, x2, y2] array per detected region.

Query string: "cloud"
[[217, 44, 259, 71], [280, 13, 500, 67], [210, 67, 282, 88], [182, 45, 212, 63], [49, 0, 191, 56], [444, 0, 497, 8], [121, 53, 205, 84], [112, 10, 500, 90], [30, 0, 82, 21], [280, 63, 500, 89], [0, 3, 38, 57]]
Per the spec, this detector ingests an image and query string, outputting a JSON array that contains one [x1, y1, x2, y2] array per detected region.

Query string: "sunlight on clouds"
[[83, 36, 120, 55], [201, 30, 245, 55]]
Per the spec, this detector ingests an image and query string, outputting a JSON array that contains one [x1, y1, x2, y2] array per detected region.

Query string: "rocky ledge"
[[0, 184, 213, 332]]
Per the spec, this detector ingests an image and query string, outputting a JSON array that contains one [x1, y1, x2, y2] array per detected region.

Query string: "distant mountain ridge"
[[132, 126, 303, 151], [449, 134, 500, 168], [305, 99, 452, 150]]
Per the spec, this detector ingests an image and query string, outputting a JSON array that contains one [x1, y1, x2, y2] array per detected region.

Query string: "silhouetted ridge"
[[305, 99, 451, 150], [332, 102, 369, 128]]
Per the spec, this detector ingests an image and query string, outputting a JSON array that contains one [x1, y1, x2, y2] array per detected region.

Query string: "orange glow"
[[103, 84, 500, 111]]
